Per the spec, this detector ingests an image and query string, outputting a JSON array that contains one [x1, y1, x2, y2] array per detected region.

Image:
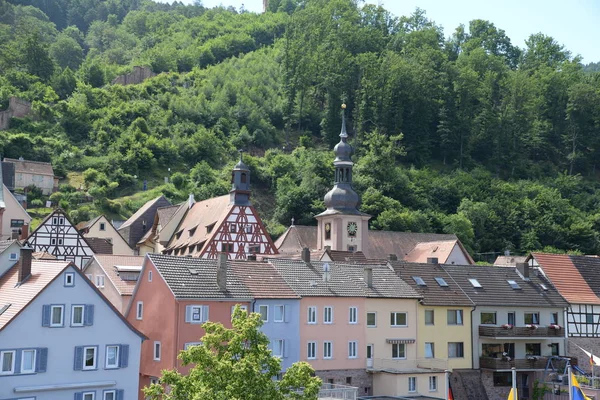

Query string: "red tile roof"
[[404, 240, 458, 264], [88, 255, 145, 296], [532, 253, 600, 304]]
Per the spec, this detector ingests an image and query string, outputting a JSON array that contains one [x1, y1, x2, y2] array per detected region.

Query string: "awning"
[[386, 338, 416, 344]]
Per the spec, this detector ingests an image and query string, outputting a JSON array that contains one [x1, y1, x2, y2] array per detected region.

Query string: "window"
[[390, 312, 407, 327], [106, 345, 119, 369], [65, 272, 75, 286], [412, 276, 426, 286], [86, 274, 93, 281], [51, 305, 64, 327], [346, 377, 352, 385], [51, 238, 56, 245], [366, 344, 373, 359], [136, 302, 143, 320], [103, 390, 116, 400], [53, 217, 58, 225], [349, 307, 357, 324], [469, 278, 482, 288], [507, 280, 521, 290], [84, 346, 97, 370], [408, 377, 416, 392], [259, 305, 269, 322], [9, 252, 17, 261], [508, 312, 516, 326], [429, 376, 437, 391], [274, 305, 284, 322], [434, 277, 448, 287], [184, 342, 202, 350], [307, 342, 317, 359], [21, 349, 36, 374], [348, 341, 357, 358], [186, 305, 209, 323], [148, 271, 152, 282], [447, 309, 463, 325], [324, 306, 333, 324], [95, 275, 105, 288], [230, 224, 237, 233], [425, 310, 434, 325], [367, 312, 376, 327], [0, 350, 15, 374], [59, 218, 64, 225], [323, 342, 332, 359], [493, 371, 513, 387], [551, 343, 559, 356], [154, 342, 161, 361], [249, 244, 260, 254], [72, 305, 85, 326], [425, 342, 435, 358], [245, 225, 253, 234], [11, 219, 24, 228], [524, 312, 540, 325], [231, 305, 248, 317], [100, 223, 106, 231], [273, 339, 284, 358], [221, 243, 233, 252], [586, 314, 594, 324], [551, 312, 559, 325], [82, 393, 95, 400], [150, 378, 159, 385], [58, 238, 63, 245], [481, 312, 497, 325], [391, 343, 406, 359], [526, 343, 541, 356], [308, 306, 317, 324], [448, 342, 464, 358]]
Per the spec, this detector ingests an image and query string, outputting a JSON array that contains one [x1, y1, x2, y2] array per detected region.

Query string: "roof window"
[[412, 276, 426, 286], [468, 278, 482, 288], [507, 280, 521, 290], [434, 277, 448, 287], [540, 283, 548, 291]]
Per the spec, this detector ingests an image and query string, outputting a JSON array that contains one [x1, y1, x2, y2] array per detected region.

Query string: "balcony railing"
[[318, 383, 358, 400], [480, 356, 577, 370], [479, 325, 564, 338], [368, 357, 448, 372]]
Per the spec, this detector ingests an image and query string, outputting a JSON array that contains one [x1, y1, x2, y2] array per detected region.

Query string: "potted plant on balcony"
[[501, 323, 513, 329], [526, 324, 539, 330], [549, 324, 561, 330]]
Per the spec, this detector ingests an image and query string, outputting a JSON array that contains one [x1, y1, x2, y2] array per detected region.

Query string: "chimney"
[[247, 254, 257, 261], [364, 267, 373, 288], [427, 257, 438, 265], [325, 245, 331, 251], [388, 254, 398, 261], [188, 193, 195, 209], [301, 247, 310, 263], [18, 243, 33, 284], [517, 262, 529, 279], [217, 252, 228, 291]]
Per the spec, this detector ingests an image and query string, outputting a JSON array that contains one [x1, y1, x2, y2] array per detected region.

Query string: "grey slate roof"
[[148, 254, 252, 300], [0, 240, 17, 254], [442, 264, 567, 308], [569, 256, 600, 299], [1, 162, 15, 192], [390, 261, 473, 307], [269, 259, 421, 299]]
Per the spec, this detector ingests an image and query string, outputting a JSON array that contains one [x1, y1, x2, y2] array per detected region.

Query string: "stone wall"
[[315, 368, 372, 397], [451, 369, 489, 400], [111, 66, 156, 85], [569, 337, 598, 374], [0, 97, 32, 130]]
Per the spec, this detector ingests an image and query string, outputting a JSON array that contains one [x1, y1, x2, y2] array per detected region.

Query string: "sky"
[[155, 0, 600, 63]]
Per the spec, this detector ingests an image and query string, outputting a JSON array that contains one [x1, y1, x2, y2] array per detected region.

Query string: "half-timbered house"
[[27, 209, 95, 268]]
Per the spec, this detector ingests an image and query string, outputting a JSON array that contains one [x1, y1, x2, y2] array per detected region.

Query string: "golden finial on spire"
[[341, 103, 347, 109]]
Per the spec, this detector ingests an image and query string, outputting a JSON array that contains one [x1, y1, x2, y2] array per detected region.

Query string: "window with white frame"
[[551, 312, 559, 325], [390, 312, 407, 327], [425, 342, 435, 358], [323, 342, 332, 359], [425, 309, 434, 325], [9, 252, 17, 261], [348, 341, 357, 359], [187, 305, 209, 323], [429, 376, 437, 391], [83, 392, 95, 400], [307, 342, 317, 359], [72, 305, 85, 327], [273, 339, 284, 358], [100, 222, 106, 231], [308, 306, 317, 324], [349, 307, 357, 324], [367, 312, 376, 327], [83, 346, 97, 370], [0, 350, 15, 374], [104, 390, 116, 400], [447, 309, 463, 325], [136, 302, 143, 320], [231, 305, 248, 317], [448, 342, 464, 358], [21, 349, 36, 374], [148, 270, 152, 282], [65, 272, 75, 286], [106, 345, 119, 368], [392, 343, 406, 359], [408, 377, 416, 392], [259, 305, 268, 322], [324, 306, 333, 324], [154, 342, 161, 361], [274, 305, 284, 322], [184, 342, 202, 350], [51, 305, 64, 327], [96, 275, 105, 288], [525, 312, 540, 325], [150, 378, 159, 385]]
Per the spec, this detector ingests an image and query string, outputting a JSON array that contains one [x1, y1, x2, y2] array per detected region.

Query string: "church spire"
[[230, 150, 251, 205]]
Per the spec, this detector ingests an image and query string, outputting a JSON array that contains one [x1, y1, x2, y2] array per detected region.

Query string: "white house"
[[0, 245, 146, 400]]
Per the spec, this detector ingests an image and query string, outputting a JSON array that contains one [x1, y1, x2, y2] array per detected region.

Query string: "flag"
[[507, 388, 517, 400], [572, 373, 593, 400], [591, 352, 595, 368], [448, 386, 454, 400]]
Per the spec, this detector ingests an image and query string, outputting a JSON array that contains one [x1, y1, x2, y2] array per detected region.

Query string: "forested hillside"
[[1, 0, 600, 260]]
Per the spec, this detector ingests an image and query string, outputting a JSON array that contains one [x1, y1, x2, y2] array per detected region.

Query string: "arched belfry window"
[[241, 173, 247, 183]]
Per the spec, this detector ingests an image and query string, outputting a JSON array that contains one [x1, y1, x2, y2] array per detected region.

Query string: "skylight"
[[434, 277, 448, 287], [468, 278, 482, 288], [0, 304, 11, 316], [540, 283, 548, 291], [412, 276, 426, 286], [507, 280, 521, 290]]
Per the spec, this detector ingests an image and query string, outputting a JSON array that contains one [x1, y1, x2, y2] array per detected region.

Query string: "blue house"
[[0, 245, 145, 400], [231, 260, 301, 371]]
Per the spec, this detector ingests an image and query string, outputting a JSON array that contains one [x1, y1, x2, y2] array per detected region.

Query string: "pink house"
[[126, 253, 252, 399]]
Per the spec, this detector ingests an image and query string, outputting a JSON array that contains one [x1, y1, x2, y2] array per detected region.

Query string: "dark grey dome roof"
[[334, 140, 353, 162], [234, 159, 249, 171], [324, 184, 359, 211]]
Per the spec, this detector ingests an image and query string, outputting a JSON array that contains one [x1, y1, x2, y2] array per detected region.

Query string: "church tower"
[[230, 151, 251, 206], [315, 105, 370, 252]]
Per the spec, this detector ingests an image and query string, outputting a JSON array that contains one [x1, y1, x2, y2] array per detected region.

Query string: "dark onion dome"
[[333, 113, 353, 162], [324, 184, 360, 212]]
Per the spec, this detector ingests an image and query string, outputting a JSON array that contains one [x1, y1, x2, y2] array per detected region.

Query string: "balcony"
[[368, 358, 448, 372], [479, 325, 564, 338], [318, 383, 358, 400], [480, 356, 577, 370]]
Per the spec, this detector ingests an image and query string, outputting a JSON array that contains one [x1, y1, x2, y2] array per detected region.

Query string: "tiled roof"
[[405, 240, 462, 264], [86, 237, 113, 254], [532, 253, 600, 304], [119, 195, 170, 230], [325, 250, 368, 263], [32, 252, 56, 260], [157, 204, 181, 227], [563, 255, 600, 303], [147, 254, 252, 300], [0, 260, 70, 330], [274, 225, 317, 253], [165, 195, 231, 256], [390, 261, 473, 306], [442, 263, 568, 308], [230, 261, 299, 299], [0, 240, 17, 254], [1, 161, 15, 191], [0, 163, 4, 208], [3, 157, 54, 176], [269, 259, 421, 298], [90, 255, 145, 296], [494, 255, 528, 267], [76, 215, 103, 231]]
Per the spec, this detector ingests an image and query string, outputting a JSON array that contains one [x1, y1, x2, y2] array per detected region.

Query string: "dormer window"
[[207, 223, 215, 234], [189, 227, 197, 237]]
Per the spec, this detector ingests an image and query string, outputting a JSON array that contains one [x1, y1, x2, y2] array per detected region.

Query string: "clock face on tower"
[[347, 221, 358, 237]]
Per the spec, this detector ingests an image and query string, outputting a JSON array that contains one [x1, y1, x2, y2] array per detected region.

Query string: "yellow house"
[[78, 215, 134, 255]]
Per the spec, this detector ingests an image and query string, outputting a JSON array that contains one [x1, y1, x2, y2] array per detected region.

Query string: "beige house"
[[78, 215, 134, 255], [83, 254, 144, 313], [3, 157, 57, 195], [137, 202, 188, 255], [1, 184, 31, 241]]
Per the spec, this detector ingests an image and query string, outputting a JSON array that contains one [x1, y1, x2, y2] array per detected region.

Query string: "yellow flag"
[[508, 388, 517, 400]]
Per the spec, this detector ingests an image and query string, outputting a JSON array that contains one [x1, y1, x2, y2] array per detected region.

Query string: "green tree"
[[22, 32, 55, 81], [144, 305, 322, 400]]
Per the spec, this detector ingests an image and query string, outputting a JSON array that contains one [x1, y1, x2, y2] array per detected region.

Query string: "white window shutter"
[[185, 305, 193, 323], [202, 305, 209, 322], [284, 305, 290, 323]]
